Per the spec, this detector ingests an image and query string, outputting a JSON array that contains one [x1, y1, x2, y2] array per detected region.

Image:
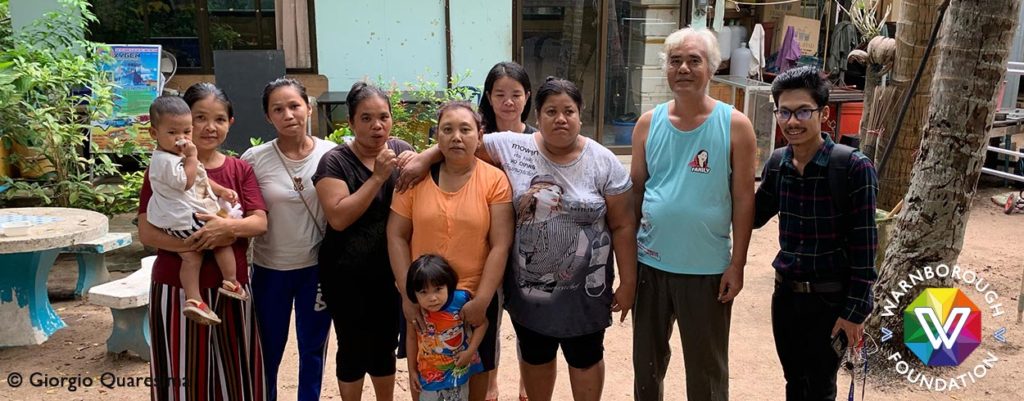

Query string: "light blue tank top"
[[637, 101, 733, 275]]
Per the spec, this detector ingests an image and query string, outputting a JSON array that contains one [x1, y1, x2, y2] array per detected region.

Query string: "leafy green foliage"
[[0, 0, 143, 215], [89, 0, 197, 45], [326, 70, 479, 151], [325, 126, 352, 145], [0, 1, 12, 50]]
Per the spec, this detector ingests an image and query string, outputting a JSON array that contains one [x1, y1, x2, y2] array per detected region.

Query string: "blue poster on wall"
[[90, 44, 162, 151]]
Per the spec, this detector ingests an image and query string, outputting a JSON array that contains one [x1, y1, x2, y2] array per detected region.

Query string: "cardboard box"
[[763, 2, 816, 21], [709, 80, 746, 112], [763, 2, 800, 22], [773, 15, 820, 56]]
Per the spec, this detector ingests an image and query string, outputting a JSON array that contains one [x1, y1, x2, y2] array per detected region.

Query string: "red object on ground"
[[838, 102, 863, 136]]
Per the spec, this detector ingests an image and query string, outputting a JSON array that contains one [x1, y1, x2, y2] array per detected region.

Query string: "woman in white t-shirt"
[[240, 78, 335, 401]]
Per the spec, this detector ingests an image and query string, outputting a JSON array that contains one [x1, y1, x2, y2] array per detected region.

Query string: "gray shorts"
[[419, 384, 468, 401]]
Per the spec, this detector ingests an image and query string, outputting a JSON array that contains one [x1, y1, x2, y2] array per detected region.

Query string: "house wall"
[[165, 74, 331, 136], [314, 0, 512, 91], [9, 0, 63, 33], [449, 0, 513, 86]]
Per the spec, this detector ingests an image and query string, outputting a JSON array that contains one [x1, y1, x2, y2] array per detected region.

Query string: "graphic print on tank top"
[[688, 149, 711, 174], [513, 174, 612, 302]]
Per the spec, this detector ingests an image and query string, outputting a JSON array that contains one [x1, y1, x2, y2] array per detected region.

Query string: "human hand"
[[403, 300, 426, 332], [217, 188, 238, 205], [186, 213, 237, 250], [832, 318, 864, 349], [611, 280, 636, 322], [396, 150, 418, 169], [717, 263, 744, 303], [461, 298, 487, 327], [408, 368, 421, 393], [455, 350, 474, 368], [179, 140, 197, 158], [372, 148, 397, 180], [395, 153, 429, 192]]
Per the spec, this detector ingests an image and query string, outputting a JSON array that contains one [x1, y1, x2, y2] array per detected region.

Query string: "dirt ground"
[[1, 185, 1022, 401]]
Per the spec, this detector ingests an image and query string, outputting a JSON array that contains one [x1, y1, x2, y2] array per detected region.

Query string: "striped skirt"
[[149, 282, 267, 401]]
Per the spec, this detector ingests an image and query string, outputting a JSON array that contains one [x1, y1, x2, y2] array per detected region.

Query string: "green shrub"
[[0, 0, 142, 215], [326, 71, 479, 151]]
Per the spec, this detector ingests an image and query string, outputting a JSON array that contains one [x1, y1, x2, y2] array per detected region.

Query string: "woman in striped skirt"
[[137, 82, 270, 401]]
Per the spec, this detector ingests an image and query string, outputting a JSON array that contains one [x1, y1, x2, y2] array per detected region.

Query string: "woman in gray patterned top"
[[397, 77, 637, 401]]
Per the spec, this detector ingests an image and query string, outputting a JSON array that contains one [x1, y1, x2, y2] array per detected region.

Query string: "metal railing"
[[983, 145, 1024, 183]]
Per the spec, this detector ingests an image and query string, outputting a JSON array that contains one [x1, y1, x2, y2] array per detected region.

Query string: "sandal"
[[183, 299, 221, 325], [218, 280, 248, 301]]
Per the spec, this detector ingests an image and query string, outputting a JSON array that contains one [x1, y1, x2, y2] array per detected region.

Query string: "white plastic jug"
[[731, 24, 748, 55], [730, 43, 753, 77], [718, 28, 733, 61]]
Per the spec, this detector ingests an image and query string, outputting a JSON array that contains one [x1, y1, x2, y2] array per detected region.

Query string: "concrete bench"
[[87, 255, 153, 360], [63, 232, 132, 297]]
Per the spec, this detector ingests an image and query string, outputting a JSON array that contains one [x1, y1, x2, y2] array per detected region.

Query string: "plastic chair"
[[160, 51, 177, 95]]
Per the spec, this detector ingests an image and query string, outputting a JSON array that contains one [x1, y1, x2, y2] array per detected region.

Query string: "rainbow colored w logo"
[[904, 288, 982, 366]]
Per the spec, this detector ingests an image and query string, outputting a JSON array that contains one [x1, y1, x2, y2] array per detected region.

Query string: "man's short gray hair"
[[659, 27, 721, 74]]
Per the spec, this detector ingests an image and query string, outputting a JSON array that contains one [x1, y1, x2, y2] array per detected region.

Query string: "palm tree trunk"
[[875, 0, 944, 210], [867, 0, 1020, 362]]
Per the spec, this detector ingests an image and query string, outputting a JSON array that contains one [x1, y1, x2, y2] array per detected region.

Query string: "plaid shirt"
[[754, 134, 879, 324]]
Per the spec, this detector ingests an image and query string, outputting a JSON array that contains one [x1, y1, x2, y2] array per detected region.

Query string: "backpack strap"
[[828, 143, 856, 216], [765, 144, 854, 205], [766, 142, 857, 255], [828, 143, 857, 251]]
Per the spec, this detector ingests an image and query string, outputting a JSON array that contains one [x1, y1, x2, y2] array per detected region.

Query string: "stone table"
[[0, 207, 108, 346]]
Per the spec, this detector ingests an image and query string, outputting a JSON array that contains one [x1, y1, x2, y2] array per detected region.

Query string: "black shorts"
[[320, 265, 400, 382], [478, 294, 500, 371], [512, 320, 605, 369]]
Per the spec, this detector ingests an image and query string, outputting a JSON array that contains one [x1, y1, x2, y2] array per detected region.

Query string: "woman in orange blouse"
[[387, 101, 514, 401]]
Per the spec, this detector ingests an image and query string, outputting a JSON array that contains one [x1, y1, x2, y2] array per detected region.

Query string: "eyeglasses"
[[775, 107, 824, 122]]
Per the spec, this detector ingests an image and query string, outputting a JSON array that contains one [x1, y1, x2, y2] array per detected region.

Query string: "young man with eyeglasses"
[[754, 66, 879, 401]]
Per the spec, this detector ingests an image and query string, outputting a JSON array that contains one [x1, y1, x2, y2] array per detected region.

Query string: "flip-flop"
[[1004, 193, 1019, 214], [183, 299, 221, 325], [218, 280, 249, 301]]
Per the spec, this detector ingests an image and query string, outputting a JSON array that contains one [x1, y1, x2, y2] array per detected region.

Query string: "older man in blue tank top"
[[630, 27, 757, 401]]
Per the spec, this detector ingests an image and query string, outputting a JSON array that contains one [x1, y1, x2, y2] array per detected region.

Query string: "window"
[[601, 0, 682, 146], [517, 0, 685, 150], [520, 1, 602, 138], [89, 0, 315, 73]]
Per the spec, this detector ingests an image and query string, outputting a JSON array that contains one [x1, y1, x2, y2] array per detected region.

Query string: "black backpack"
[[763, 143, 857, 228]]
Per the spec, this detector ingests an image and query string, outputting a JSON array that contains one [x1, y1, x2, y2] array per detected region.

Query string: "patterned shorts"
[[419, 384, 468, 401], [161, 213, 206, 239]]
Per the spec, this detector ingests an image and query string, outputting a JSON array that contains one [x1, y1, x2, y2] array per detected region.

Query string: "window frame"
[[513, 0, 687, 153], [92, 0, 318, 75]]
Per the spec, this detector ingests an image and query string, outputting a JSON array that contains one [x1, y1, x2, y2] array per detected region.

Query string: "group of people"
[[138, 26, 877, 401]]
